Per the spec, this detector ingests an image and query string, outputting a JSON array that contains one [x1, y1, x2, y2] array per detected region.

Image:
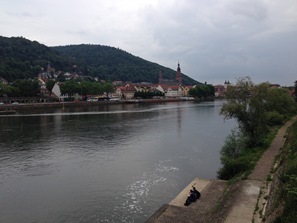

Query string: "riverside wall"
[[0, 98, 192, 112]]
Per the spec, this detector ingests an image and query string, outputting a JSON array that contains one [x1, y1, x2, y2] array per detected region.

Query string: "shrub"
[[220, 129, 247, 159], [266, 111, 285, 126], [217, 129, 250, 180], [217, 156, 250, 180]]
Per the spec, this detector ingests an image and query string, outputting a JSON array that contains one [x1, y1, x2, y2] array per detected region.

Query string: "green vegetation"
[[53, 44, 199, 85], [0, 36, 74, 81], [189, 84, 215, 98], [0, 82, 19, 97], [273, 121, 297, 222], [217, 127, 278, 180], [0, 36, 199, 84], [60, 80, 114, 100], [0, 79, 39, 97], [46, 80, 56, 97], [134, 91, 165, 99], [218, 77, 297, 180], [0, 78, 114, 101]]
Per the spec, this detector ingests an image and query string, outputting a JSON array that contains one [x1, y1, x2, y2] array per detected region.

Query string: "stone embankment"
[[0, 98, 189, 112], [146, 117, 297, 223]]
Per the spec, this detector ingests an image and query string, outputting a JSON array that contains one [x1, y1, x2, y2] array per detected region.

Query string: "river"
[[0, 101, 236, 223]]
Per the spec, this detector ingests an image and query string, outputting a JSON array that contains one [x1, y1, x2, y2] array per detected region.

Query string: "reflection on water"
[[0, 101, 236, 223]]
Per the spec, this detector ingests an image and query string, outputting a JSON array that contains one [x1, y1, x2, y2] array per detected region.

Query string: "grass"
[[269, 121, 297, 222]]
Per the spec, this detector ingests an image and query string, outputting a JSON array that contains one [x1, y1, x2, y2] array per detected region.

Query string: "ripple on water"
[[108, 160, 178, 222]]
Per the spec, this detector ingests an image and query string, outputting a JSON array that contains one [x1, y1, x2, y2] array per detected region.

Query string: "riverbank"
[[146, 116, 297, 223], [0, 98, 195, 112]]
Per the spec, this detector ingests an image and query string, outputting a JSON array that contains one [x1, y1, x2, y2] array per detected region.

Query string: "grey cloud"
[[226, 0, 268, 21], [0, 0, 296, 86]]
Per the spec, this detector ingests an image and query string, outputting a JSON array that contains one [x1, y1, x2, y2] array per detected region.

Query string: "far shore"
[[0, 97, 210, 112]]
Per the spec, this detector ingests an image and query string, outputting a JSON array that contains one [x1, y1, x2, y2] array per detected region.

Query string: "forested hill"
[[53, 45, 198, 85], [0, 36, 199, 85], [0, 36, 74, 81]]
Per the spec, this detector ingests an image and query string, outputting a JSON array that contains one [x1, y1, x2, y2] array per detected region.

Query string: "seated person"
[[192, 186, 201, 199]]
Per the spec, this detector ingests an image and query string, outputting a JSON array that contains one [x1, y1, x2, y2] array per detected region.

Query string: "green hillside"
[[0, 36, 74, 81], [0, 36, 199, 85], [52, 44, 199, 85]]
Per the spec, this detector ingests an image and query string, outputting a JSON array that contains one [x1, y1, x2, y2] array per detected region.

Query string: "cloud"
[[0, 0, 296, 86]]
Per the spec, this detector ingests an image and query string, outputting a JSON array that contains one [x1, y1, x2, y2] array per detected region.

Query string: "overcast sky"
[[1, 0, 296, 86]]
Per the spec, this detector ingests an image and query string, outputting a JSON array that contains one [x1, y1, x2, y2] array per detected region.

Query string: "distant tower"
[[176, 62, 182, 84], [159, 70, 163, 84]]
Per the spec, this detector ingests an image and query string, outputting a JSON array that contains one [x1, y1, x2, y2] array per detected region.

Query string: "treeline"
[[0, 80, 39, 97], [0, 80, 114, 100], [0, 36, 74, 81], [0, 36, 199, 85], [218, 77, 297, 180], [189, 84, 215, 98], [134, 91, 165, 99], [59, 81, 114, 99]]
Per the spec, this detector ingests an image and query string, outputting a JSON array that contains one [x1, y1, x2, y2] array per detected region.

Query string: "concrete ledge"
[[146, 178, 227, 223], [169, 178, 211, 207], [145, 204, 169, 223]]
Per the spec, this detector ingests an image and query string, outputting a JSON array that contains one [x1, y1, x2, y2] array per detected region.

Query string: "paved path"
[[223, 116, 297, 223]]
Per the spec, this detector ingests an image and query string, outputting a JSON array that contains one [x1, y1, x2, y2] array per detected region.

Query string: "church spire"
[[176, 62, 182, 84]]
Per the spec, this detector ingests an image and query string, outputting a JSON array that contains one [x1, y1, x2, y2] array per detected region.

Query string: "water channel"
[[0, 101, 236, 223]]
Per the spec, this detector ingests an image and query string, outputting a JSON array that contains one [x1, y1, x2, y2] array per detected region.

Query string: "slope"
[[0, 36, 199, 85], [53, 44, 199, 85]]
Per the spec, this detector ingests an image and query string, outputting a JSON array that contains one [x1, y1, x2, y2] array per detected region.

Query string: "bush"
[[217, 156, 250, 180], [220, 129, 247, 159], [217, 127, 276, 180], [217, 129, 250, 179], [266, 111, 285, 126]]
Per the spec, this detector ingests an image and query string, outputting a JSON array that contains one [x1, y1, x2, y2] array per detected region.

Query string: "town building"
[[214, 81, 231, 97], [159, 62, 183, 85]]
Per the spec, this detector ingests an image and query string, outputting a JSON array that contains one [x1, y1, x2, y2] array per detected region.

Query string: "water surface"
[[0, 101, 236, 223]]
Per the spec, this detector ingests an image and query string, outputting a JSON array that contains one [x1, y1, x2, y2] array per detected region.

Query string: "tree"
[[80, 81, 92, 100], [46, 80, 56, 98], [102, 82, 114, 98], [60, 80, 80, 98], [89, 82, 104, 95], [189, 84, 214, 98], [220, 77, 297, 146], [263, 84, 295, 114], [12, 79, 39, 97], [134, 90, 165, 99]]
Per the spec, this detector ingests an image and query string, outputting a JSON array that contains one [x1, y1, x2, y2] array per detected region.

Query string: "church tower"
[[176, 62, 182, 84]]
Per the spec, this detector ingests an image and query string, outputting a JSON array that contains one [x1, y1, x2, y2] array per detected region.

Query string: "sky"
[[1, 0, 297, 86]]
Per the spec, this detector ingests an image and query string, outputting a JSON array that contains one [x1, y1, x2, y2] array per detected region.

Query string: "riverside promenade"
[[146, 117, 297, 223]]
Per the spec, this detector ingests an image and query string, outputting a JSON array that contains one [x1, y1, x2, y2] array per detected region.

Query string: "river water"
[[0, 101, 236, 223]]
